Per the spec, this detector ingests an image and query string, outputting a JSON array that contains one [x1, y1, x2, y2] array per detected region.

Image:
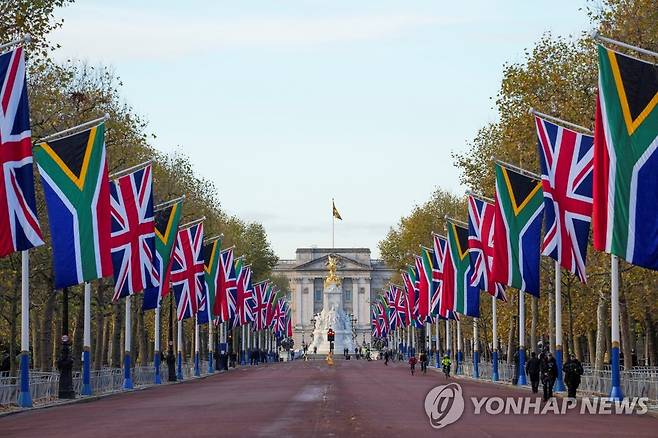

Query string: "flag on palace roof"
[[171, 222, 205, 320], [0, 46, 44, 256], [110, 164, 157, 300], [592, 44, 658, 270], [143, 199, 182, 310], [34, 122, 112, 289], [491, 164, 544, 297], [332, 199, 342, 220], [467, 196, 506, 300], [535, 116, 593, 282]]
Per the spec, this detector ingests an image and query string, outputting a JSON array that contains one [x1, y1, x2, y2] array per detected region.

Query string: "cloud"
[[50, 6, 460, 61]]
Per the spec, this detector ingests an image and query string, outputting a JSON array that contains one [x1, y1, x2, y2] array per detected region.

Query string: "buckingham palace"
[[272, 247, 395, 348]]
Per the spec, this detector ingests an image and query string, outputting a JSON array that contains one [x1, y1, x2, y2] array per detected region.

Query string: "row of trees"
[[0, 1, 287, 375], [378, 0, 658, 368]]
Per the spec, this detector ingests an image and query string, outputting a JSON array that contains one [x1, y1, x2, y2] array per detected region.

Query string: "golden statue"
[[324, 255, 341, 287]]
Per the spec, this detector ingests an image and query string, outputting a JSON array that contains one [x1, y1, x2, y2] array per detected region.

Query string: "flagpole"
[[473, 318, 479, 378], [554, 261, 565, 391], [154, 195, 185, 212], [208, 319, 214, 373], [492, 296, 499, 381], [240, 325, 246, 365], [0, 34, 31, 53], [17, 250, 32, 407], [529, 108, 593, 135], [435, 321, 440, 368], [154, 300, 162, 384], [81, 282, 92, 395], [176, 319, 183, 380], [591, 30, 658, 59], [332, 198, 335, 249], [194, 316, 200, 377], [36, 114, 110, 144], [123, 296, 133, 389], [610, 255, 623, 399], [445, 320, 451, 359], [456, 320, 462, 375], [518, 291, 527, 385]]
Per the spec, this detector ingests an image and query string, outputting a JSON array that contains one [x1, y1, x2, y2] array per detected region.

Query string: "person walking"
[[563, 353, 584, 398], [525, 351, 541, 393], [408, 355, 417, 375], [384, 350, 390, 366], [419, 351, 428, 374], [540, 351, 558, 401]]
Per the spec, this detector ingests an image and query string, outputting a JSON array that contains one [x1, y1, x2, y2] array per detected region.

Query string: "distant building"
[[273, 248, 394, 348]]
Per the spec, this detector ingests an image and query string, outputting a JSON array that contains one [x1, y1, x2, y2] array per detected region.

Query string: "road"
[[1, 358, 656, 437]]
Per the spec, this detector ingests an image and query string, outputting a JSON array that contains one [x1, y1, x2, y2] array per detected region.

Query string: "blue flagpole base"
[[473, 351, 479, 379], [18, 351, 32, 408], [456, 351, 463, 375], [154, 351, 161, 384], [240, 350, 246, 366], [554, 348, 566, 392], [492, 350, 499, 382], [81, 349, 92, 396], [208, 352, 214, 373], [176, 351, 183, 381], [517, 349, 527, 385], [435, 352, 440, 368], [610, 346, 623, 400], [194, 352, 200, 377], [123, 353, 133, 390]]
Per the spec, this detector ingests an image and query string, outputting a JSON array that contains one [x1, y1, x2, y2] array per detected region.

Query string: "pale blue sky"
[[50, 1, 592, 259]]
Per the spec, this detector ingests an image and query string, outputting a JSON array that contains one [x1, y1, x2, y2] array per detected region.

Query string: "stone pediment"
[[293, 254, 371, 271]]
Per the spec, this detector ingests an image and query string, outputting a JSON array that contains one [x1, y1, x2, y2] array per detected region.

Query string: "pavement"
[[1, 358, 656, 437]]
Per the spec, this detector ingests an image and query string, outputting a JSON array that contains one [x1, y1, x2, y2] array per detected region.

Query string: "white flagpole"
[[17, 250, 32, 407], [445, 319, 451, 357], [434, 321, 440, 367], [473, 318, 479, 378], [123, 296, 133, 389], [456, 320, 462, 374], [208, 319, 214, 373], [81, 283, 92, 395]]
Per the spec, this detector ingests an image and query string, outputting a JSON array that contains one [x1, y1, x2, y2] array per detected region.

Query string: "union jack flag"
[[213, 247, 237, 323], [171, 223, 205, 320], [0, 46, 43, 256], [234, 265, 255, 326], [535, 116, 594, 282], [265, 284, 279, 328], [110, 165, 156, 300], [467, 196, 506, 301], [388, 285, 408, 329], [431, 234, 450, 313], [270, 298, 284, 331], [252, 280, 270, 331], [273, 299, 288, 334]]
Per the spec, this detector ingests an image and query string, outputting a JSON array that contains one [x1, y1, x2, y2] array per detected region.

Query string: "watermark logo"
[[424, 383, 465, 429]]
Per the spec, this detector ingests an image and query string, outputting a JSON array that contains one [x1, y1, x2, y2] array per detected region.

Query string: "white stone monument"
[[309, 255, 355, 354]]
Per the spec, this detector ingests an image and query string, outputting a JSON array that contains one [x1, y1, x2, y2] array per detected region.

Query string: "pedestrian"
[[313, 346, 317, 355], [384, 350, 390, 366], [419, 351, 428, 374], [355, 347, 359, 360], [525, 351, 541, 394], [540, 351, 558, 401], [408, 355, 417, 375], [563, 353, 584, 398]]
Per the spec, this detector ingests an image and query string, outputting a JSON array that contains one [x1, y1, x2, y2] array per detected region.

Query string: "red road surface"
[[1, 359, 656, 437]]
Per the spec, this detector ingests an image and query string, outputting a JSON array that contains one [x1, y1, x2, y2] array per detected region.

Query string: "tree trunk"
[[73, 293, 84, 370], [94, 282, 106, 370], [595, 292, 607, 370], [530, 296, 538, 353], [548, 290, 555, 353], [40, 287, 56, 371], [102, 318, 111, 367], [53, 302, 62, 369], [9, 280, 19, 376], [587, 329, 596, 365], [111, 303, 123, 368], [645, 310, 657, 366], [619, 284, 633, 369]]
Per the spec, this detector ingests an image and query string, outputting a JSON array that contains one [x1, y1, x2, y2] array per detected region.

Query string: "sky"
[[49, 0, 592, 259]]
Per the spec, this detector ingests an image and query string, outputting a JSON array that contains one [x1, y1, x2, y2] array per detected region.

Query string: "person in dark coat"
[[563, 353, 584, 398], [525, 351, 541, 393], [540, 351, 558, 401]]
